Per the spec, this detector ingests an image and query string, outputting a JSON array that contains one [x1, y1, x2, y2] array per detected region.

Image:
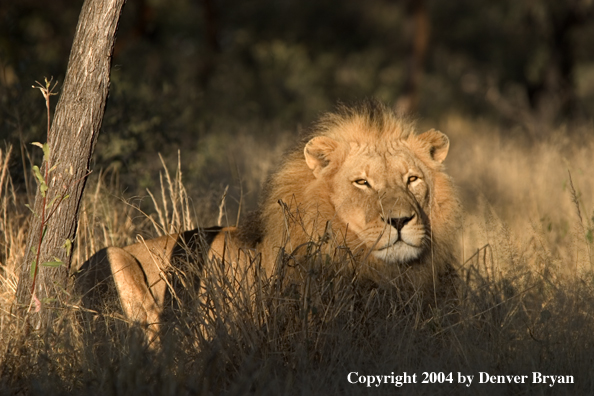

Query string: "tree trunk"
[[15, 0, 126, 331]]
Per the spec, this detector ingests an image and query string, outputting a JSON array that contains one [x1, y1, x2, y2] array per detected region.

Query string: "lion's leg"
[[106, 247, 162, 345]]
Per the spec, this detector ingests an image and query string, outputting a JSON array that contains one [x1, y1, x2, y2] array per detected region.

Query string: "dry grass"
[[1, 116, 593, 395]]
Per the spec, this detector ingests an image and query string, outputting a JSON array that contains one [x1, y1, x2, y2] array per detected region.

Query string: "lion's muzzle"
[[371, 212, 426, 264]]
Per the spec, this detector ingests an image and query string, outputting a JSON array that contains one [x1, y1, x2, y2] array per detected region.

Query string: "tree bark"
[[15, 0, 126, 330]]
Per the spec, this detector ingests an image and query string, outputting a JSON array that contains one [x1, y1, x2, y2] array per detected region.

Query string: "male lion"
[[76, 100, 461, 343]]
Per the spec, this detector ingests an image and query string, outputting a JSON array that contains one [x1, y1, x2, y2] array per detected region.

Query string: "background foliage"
[[2, 0, 593, 213]]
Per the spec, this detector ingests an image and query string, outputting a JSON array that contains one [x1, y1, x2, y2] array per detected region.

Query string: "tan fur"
[[77, 100, 461, 343]]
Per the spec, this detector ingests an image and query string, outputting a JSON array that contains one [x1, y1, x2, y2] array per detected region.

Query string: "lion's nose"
[[386, 215, 414, 231]]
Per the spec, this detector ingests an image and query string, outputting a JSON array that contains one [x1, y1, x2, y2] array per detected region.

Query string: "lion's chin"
[[371, 242, 423, 264]]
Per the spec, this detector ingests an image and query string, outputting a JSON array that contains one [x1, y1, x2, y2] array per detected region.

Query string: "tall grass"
[[1, 116, 593, 395]]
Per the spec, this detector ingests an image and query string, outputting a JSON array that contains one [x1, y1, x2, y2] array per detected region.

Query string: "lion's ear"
[[304, 136, 340, 177], [419, 129, 450, 163]]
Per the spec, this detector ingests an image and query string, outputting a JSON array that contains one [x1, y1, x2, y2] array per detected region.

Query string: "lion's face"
[[304, 129, 450, 265], [331, 145, 431, 264]]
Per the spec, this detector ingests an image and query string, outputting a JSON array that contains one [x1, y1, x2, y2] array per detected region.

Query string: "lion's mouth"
[[376, 239, 419, 251], [367, 225, 426, 263], [371, 236, 424, 264]]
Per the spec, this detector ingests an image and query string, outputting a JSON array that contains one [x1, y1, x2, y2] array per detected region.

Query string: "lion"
[[76, 99, 461, 343]]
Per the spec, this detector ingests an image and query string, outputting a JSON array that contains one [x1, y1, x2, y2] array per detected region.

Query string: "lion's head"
[[258, 100, 460, 294]]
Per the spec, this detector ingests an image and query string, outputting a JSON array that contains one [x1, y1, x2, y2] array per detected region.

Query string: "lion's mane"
[[252, 100, 461, 298]]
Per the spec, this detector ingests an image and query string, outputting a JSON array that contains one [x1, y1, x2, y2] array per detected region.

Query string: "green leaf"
[[42, 259, 64, 267], [42, 143, 50, 162], [32, 166, 48, 197], [31, 142, 50, 162], [24, 204, 41, 219], [32, 165, 43, 184], [30, 259, 37, 279], [48, 194, 59, 208], [587, 229, 593, 244], [63, 239, 72, 257]]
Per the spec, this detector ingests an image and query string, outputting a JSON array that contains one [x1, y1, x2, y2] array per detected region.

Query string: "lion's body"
[[76, 100, 461, 343], [76, 227, 241, 341]]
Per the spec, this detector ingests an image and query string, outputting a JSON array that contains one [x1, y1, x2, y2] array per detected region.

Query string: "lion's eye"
[[408, 176, 419, 183], [353, 179, 370, 187]]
